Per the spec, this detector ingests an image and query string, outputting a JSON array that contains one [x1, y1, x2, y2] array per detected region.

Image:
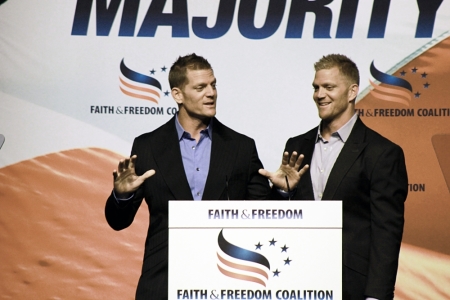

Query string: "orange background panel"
[[0, 148, 147, 299], [356, 37, 450, 256]]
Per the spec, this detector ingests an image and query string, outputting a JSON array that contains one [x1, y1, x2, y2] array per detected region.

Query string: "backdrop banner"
[[1, 0, 450, 299]]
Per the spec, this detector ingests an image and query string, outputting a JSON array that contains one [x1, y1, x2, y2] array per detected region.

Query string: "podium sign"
[[169, 201, 342, 300]]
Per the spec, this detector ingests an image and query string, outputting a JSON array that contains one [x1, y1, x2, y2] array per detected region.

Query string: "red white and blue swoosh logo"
[[119, 59, 163, 104], [216, 229, 293, 287], [369, 61, 432, 107]]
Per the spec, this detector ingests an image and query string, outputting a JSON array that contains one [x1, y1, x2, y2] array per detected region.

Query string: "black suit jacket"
[[105, 117, 270, 300], [284, 118, 408, 300]]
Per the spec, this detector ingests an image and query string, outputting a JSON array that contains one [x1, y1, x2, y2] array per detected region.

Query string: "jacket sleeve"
[[104, 186, 145, 231], [104, 138, 146, 231], [365, 144, 408, 299], [245, 139, 271, 200]]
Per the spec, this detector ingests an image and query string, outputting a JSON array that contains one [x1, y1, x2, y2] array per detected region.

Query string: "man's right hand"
[[113, 155, 155, 197]]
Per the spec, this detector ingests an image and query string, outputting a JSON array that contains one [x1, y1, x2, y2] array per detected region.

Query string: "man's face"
[[312, 66, 357, 123], [175, 68, 217, 121]]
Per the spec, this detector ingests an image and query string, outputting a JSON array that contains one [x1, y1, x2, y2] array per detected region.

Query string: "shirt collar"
[[175, 114, 213, 140], [315, 113, 358, 143]]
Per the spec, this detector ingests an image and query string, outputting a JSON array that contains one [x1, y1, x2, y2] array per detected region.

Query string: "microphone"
[[285, 176, 291, 201], [0, 134, 4, 149]]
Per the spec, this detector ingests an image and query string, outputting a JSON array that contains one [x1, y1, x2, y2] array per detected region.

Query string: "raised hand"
[[113, 155, 155, 196], [259, 151, 309, 191]]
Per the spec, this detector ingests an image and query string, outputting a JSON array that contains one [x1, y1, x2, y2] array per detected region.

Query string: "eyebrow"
[[195, 79, 216, 87], [312, 82, 336, 87]]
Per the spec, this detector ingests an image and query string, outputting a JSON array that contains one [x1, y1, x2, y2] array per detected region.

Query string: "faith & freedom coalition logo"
[[177, 228, 335, 300], [356, 33, 450, 119], [119, 58, 163, 104], [356, 34, 450, 196], [90, 58, 178, 115], [363, 59, 437, 114], [216, 229, 290, 287]]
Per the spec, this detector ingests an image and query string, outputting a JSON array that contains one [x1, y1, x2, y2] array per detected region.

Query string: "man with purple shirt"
[[105, 53, 271, 300]]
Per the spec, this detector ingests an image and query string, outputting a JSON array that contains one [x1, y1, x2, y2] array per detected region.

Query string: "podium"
[[169, 201, 342, 300]]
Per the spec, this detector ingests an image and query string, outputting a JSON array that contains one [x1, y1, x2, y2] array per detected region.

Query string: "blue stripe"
[[370, 61, 412, 92], [218, 229, 270, 269], [120, 59, 162, 90]]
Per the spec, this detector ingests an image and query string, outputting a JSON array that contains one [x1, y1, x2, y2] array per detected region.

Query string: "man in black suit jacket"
[[105, 54, 271, 299], [260, 54, 408, 300]]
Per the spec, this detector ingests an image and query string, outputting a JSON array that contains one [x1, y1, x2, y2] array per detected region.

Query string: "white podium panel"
[[169, 201, 342, 300]]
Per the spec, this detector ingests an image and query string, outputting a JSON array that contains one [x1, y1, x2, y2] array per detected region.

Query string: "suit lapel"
[[203, 118, 237, 200], [296, 129, 317, 200], [322, 118, 368, 200], [152, 117, 193, 200]]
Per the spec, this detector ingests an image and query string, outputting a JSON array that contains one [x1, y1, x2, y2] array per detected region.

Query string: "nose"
[[315, 87, 325, 99], [205, 84, 216, 97]]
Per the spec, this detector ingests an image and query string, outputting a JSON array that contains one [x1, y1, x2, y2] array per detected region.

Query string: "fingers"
[[288, 151, 299, 167], [298, 164, 309, 176], [123, 157, 131, 170], [282, 151, 299, 167], [132, 170, 156, 188], [116, 155, 138, 173], [117, 158, 130, 172], [281, 151, 290, 165], [141, 169, 156, 180], [128, 155, 137, 170], [283, 151, 306, 170], [258, 168, 271, 178], [294, 153, 305, 168], [117, 159, 125, 172]]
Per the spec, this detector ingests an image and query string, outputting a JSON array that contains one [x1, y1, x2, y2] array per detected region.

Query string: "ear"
[[348, 83, 359, 102], [171, 87, 183, 105]]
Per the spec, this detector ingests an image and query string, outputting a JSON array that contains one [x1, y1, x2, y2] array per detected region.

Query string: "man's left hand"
[[258, 151, 309, 191]]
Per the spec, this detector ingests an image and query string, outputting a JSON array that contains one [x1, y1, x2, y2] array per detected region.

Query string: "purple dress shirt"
[[175, 116, 212, 200]]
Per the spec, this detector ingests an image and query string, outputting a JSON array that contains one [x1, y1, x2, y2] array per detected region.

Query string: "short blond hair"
[[314, 54, 359, 85]]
